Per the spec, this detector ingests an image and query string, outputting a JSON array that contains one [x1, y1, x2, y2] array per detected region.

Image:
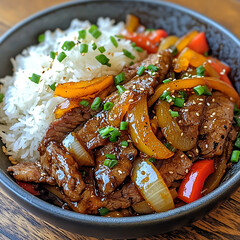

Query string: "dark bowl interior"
[[0, 0, 239, 238]]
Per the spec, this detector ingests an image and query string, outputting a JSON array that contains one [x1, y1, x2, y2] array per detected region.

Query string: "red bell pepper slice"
[[209, 61, 233, 87], [123, 29, 168, 53], [208, 56, 231, 74], [188, 32, 209, 55], [178, 159, 214, 203], [16, 180, 40, 196]]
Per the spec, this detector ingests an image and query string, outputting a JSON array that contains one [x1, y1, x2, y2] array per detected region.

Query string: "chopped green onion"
[[166, 95, 173, 103], [202, 85, 212, 96], [120, 121, 128, 130], [123, 49, 135, 60], [174, 97, 185, 107], [234, 104, 240, 115], [179, 90, 187, 100], [193, 85, 205, 95], [163, 79, 171, 84], [98, 46, 106, 53], [110, 128, 121, 142], [80, 170, 87, 177], [115, 35, 124, 39], [231, 150, 240, 163], [80, 43, 88, 53], [196, 65, 205, 77], [89, 25, 101, 39], [0, 93, 4, 103], [148, 157, 156, 163], [95, 54, 111, 67], [110, 36, 118, 48], [137, 65, 145, 76], [49, 82, 56, 91], [169, 110, 179, 118], [38, 34, 45, 43], [169, 71, 175, 79], [147, 64, 159, 72], [105, 154, 116, 160], [99, 126, 115, 138], [131, 42, 143, 52], [91, 97, 101, 110], [29, 73, 41, 84], [114, 72, 125, 85], [204, 52, 209, 57], [104, 159, 118, 168], [169, 45, 178, 57], [234, 116, 240, 127], [104, 102, 114, 111], [160, 91, 170, 100], [57, 52, 67, 62], [164, 142, 176, 152], [146, 28, 155, 32], [120, 140, 128, 147], [78, 29, 86, 40], [235, 138, 240, 148], [98, 207, 110, 216], [62, 41, 75, 51], [50, 51, 56, 60], [130, 61, 134, 66], [92, 42, 97, 50], [80, 100, 89, 107], [116, 85, 126, 95]]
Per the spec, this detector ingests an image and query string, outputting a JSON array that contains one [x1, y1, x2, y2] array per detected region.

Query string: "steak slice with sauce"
[[198, 91, 234, 158], [7, 162, 55, 185], [40, 142, 85, 201], [157, 150, 193, 187], [95, 133, 137, 196]]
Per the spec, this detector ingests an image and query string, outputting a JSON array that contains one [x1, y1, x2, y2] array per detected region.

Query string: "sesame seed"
[[140, 88, 145, 91], [195, 148, 199, 154], [205, 144, 208, 148], [192, 100, 196, 104], [185, 109, 189, 112], [132, 85, 136, 89], [207, 59, 212, 63], [230, 97, 233, 101], [125, 90, 130, 93], [114, 114, 117, 118], [199, 98, 204, 101], [178, 120, 182, 124], [212, 98, 215, 102], [212, 112, 216, 116], [146, 41, 150, 46], [169, 171, 174, 174], [181, 154, 185, 158], [102, 113, 105, 118], [129, 99, 134, 102], [207, 102, 210, 106], [127, 140, 132, 142], [198, 102, 203, 105], [81, 53, 85, 56], [196, 112, 199, 116], [109, 117, 114, 121], [181, 132, 184, 136], [204, 126, 208, 129], [128, 113, 133, 118], [185, 169, 189, 173], [96, 117, 100, 121]]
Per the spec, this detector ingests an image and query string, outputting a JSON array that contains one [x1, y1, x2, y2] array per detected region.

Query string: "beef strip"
[[103, 182, 144, 211], [173, 94, 206, 145], [95, 133, 137, 196], [7, 162, 55, 185], [77, 50, 172, 150], [157, 150, 193, 187], [198, 91, 234, 158], [40, 142, 85, 201]]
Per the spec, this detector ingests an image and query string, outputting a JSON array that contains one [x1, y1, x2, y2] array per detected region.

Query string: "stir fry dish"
[[3, 15, 240, 217]]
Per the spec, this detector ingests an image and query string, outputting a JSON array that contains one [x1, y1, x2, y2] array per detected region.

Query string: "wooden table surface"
[[0, 0, 239, 239]]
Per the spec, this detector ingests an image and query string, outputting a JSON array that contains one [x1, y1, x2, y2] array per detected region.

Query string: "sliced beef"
[[103, 182, 143, 211], [40, 142, 85, 201], [95, 134, 137, 196], [40, 104, 99, 149], [158, 150, 193, 187], [7, 162, 55, 185], [173, 94, 206, 146], [198, 91, 234, 158], [77, 51, 172, 150]]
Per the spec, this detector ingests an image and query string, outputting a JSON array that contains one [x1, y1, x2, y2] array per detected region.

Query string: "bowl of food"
[[0, 0, 239, 238]]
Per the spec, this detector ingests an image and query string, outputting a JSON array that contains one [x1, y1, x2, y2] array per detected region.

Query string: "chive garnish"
[[57, 52, 67, 62], [164, 142, 176, 152], [196, 65, 205, 77], [231, 150, 240, 163], [174, 97, 185, 108], [105, 154, 116, 160], [123, 49, 135, 59], [29, 73, 41, 84], [193, 85, 211, 96], [110, 36, 118, 48], [91, 97, 101, 110], [104, 102, 114, 111], [80, 43, 88, 53], [116, 85, 126, 95], [163, 79, 171, 84], [149, 157, 156, 163], [98, 46, 106, 53], [169, 45, 178, 57], [109, 128, 121, 142], [78, 29, 86, 40], [92, 42, 97, 50], [89, 25, 101, 39], [234, 138, 240, 148], [98, 207, 110, 216], [49, 82, 56, 91], [137, 65, 145, 76], [169, 110, 179, 118], [132, 42, 143, 52], [80, 100, 89, 107], [160, 91, 170, 100], [147, 64, 159, 72], [38, 34, 45, 43], [0, 93, 4, 103], [62, 41, 75, 51], [104, 159, 118, 168], [114, 72, 125, 85], [120, 121, 128, 130], [50, 51, 56, 60], [120, 140, 128, 147], [99, 126, 121, 142], [204, 52, 209, 57], [179, 90, 187, 100], [95, 54, 111, 67]]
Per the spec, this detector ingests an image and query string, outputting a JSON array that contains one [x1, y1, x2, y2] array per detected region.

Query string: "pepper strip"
[[148, 77, 240, 107]]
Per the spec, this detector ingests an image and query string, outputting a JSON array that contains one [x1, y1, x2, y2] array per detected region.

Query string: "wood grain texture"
[[0, 0, 239, 239]]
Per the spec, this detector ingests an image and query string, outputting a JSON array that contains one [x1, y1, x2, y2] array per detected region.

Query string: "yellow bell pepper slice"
[[158, 35, 179, 51]]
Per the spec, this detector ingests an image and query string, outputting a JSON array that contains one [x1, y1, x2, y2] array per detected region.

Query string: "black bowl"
[[0, 0, 239, 238]]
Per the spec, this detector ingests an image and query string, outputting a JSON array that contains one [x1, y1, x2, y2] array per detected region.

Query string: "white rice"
[[0, 18, 144, 162]]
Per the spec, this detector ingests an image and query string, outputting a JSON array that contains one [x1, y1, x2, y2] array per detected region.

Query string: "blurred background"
[[0, 0, 239, 38]]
